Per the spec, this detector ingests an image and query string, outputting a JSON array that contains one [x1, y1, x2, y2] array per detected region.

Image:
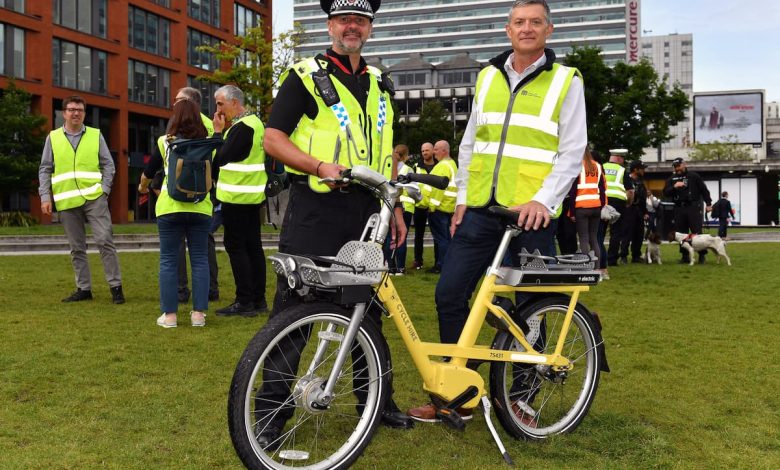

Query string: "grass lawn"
[[0, 244, 778, 469]]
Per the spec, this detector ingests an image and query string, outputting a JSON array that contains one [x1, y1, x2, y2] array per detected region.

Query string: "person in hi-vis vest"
[[211, 85, 269, 318], [38, 95, 125, 305], [407, 0, 587, 424], [257, 0, 414, 447]]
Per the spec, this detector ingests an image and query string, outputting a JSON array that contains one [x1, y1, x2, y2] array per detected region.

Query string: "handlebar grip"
[[399, 173, 450, 189]]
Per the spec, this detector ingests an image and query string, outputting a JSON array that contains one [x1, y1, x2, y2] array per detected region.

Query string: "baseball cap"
[[629, 160, 647, 171], [321, 0, 381, 20], [672, 157, 684, 167], [609, 148, 628, 157]]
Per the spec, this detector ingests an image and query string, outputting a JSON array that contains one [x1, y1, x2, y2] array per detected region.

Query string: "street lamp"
[[451, 96, 458, 141]]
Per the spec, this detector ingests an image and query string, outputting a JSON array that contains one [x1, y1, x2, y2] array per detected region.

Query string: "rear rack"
[[494, 249, 601, 287]]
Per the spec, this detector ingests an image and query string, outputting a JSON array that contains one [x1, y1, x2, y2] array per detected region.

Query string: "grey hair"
[[215, 85, 244, 105], [509, 0, 551, 24], [177, 87, 202, 105]]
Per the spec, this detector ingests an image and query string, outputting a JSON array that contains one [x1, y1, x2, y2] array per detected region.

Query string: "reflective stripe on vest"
[[50, 126, 103, 211], [154, 135, 213, 217], [286, 57, 394, 193], [603, 162, 627, 201], [429, 158, 458, 214], [575, 163, 602, 208], [216, 114, 267, 204], [466, 63, 579, 216]]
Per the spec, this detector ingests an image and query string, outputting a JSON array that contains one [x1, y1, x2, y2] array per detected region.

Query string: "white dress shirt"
[[455, 52, 587, 214]]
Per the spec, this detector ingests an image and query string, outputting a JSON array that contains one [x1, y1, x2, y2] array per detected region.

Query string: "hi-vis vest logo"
[[604, 168, 618, 176], [520, 90, 542, 99]]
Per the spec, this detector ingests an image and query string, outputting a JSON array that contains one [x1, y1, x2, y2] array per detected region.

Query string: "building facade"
[[0, 0, 271, 223], [295, 0, 641, 67], [640, 33, 694, 151]]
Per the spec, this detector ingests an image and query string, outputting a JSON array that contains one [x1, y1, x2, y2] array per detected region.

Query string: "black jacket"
[[663, 169, 711, 205]]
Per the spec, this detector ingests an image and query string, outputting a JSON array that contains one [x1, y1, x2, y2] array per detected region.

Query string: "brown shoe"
[[407, 403, 473, 423], [511, 400, 538, 428]]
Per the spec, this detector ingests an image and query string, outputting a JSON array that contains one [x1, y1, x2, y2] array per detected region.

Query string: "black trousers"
[[623, 205, 645, 260], [674, 203, 704, 261], [257, 182, 395, 431], [222, 202, 266, 305], [606, 199, 627, 264], [413, 207, 437, 266]]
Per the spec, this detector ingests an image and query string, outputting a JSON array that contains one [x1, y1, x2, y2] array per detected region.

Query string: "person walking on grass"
[[38, 95, 125, 305]]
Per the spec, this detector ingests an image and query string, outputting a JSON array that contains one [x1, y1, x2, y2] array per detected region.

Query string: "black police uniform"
[[623, 175, 647, 262], [663, 168, 711, 262], [606, 169, 634, 265]]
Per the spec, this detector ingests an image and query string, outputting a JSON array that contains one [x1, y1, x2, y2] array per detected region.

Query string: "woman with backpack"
[[138, 99, 219, 328]]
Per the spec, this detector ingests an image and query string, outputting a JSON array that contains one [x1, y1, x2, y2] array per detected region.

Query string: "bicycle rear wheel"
[[489, 296, 604, 440], [228, 303, 390, 470]]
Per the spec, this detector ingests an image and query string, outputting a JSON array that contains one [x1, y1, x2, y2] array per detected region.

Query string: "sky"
[[273, 0, 780, 101]]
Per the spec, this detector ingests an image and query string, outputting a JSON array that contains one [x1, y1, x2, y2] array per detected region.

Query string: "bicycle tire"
[[489, 296, 604, 440], [228, 303, 390, 470]]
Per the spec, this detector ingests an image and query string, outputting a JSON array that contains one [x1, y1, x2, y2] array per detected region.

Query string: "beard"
[[334, 34, 367, 54]]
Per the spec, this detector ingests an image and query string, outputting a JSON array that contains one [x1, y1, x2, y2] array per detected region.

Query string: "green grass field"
[[0, 244, 778, 469]]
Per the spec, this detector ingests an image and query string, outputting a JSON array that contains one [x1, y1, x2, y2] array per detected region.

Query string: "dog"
[[668, 232, 731, 266], [645, 232, 662, 264]]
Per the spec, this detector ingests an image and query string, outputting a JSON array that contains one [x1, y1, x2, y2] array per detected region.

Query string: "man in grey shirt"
[[39, 95, 124, 304]]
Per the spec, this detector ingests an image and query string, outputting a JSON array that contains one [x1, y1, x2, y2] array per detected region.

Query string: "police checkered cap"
[[321, 0, 380, 20]]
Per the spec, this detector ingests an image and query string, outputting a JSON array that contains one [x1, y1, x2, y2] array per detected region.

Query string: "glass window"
[[188, 0, 220, 27], [235, 4, 261, 36], [128, 59, 170, 107], [128, 6, 170, 57], [52, 38, 106, 93], [3, 25, 25, 78], [188, 28, 219, 71], [2, 0, 24, 13], [53, 0, 106, 38], [188, 75, 219, 116]]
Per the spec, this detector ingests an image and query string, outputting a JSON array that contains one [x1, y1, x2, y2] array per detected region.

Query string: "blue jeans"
[[428, 211, 453, 269], [158, 212, 212, 313], [435, 208, 556, 344]]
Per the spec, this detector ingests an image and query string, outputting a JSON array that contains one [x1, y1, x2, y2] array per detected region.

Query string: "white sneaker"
[[190, 311, 206, 327], [156, 313, 177, 328]]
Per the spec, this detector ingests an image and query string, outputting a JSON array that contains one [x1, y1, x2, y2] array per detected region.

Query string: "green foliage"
[[0, 81, 47, 203], [195, 23, 305, 121], [688, 136, 754, 161], [0, 243, 778, 468], [400, 100, 459, 160], [0, 211, 39, 227], [564, 47, 690, 160]]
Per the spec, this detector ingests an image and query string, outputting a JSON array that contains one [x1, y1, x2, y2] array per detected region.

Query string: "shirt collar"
[[62, 125, 86, 136], [504, 52, 547, 82]]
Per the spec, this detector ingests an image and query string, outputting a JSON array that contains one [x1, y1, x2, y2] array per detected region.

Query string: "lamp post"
[[451, 96, 458, 141]]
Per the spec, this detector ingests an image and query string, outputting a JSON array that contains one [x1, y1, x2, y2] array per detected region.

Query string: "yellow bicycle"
[[227, 166, 608, 469]]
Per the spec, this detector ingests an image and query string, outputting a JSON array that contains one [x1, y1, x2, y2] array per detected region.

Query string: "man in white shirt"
[[408, 0, 587, 424]]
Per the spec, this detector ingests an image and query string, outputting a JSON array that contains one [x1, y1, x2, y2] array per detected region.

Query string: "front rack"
[[270, 241, 386, 288], [494, 249, 601, 287]]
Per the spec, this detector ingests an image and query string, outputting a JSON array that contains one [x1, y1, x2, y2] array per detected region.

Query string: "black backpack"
[[264, 156, 289, 198], [166, 137, 223, 203]]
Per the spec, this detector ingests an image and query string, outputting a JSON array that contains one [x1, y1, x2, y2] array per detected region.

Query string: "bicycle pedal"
[[435, 408, 466, 431]]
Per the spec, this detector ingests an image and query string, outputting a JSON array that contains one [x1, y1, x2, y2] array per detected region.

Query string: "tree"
[[400, 100, 459, 163], [688, 136, 753, 161], [564, 46, 690, 160], [0, 81, 46, 210], [195, 22, 305, 121]]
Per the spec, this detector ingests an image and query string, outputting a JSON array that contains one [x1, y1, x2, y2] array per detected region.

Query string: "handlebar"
[[397, 172, 449, 190]]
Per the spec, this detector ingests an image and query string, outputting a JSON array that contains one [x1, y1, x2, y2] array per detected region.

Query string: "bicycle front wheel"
[[228, 303, 390, 470], [489, 296, 604, 440]]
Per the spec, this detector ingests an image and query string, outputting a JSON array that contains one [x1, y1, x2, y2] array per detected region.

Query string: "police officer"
[[257, 0, 412, 447], [603, 148, 634, 265], [624, 160, 648, 263], [663, 157, 712, 263]]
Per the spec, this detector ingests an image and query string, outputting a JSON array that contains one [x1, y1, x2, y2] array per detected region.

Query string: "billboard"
[[625, 0, 641, 64], [693, 92, 764, 145]]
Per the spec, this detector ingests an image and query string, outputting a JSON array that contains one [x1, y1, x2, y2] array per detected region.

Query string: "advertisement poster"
[[693, 92, 763, 145]]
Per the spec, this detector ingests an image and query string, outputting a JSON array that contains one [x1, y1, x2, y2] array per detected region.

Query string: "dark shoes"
[[216, 301, 260, 317], [631, 257, 644, 264], [62, 288, 93, 303], [254, 423, 282, 451], [110, 285, 126, 304], [381, 409, 415, 429], [208, 290, 220, 301], [425, 267, 441, 274]]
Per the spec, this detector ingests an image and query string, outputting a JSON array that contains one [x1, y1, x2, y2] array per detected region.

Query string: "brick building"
[[0, 0, 271, 223]]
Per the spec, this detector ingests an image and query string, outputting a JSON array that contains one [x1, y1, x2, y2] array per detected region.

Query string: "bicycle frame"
[[270, 166, 598, 410]]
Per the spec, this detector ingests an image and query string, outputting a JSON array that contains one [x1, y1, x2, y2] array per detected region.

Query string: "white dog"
[[671, 232, 731, 266], [645, 232, 662, 264]]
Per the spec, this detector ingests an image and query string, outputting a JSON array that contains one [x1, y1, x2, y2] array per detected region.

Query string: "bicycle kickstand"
[[481, 396, 515, 467]]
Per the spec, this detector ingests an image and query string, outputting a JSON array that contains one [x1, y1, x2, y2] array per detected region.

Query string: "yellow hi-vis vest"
[[398, 163, 415, 213], [50, 126, 103, 211], [466, 62, 580, 216], [285, 57, 394, 192], [603, 162, 627, 201], [216, 114, 267, 205], [154, 135, 213, 217], [428, 158, 458, 214]]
